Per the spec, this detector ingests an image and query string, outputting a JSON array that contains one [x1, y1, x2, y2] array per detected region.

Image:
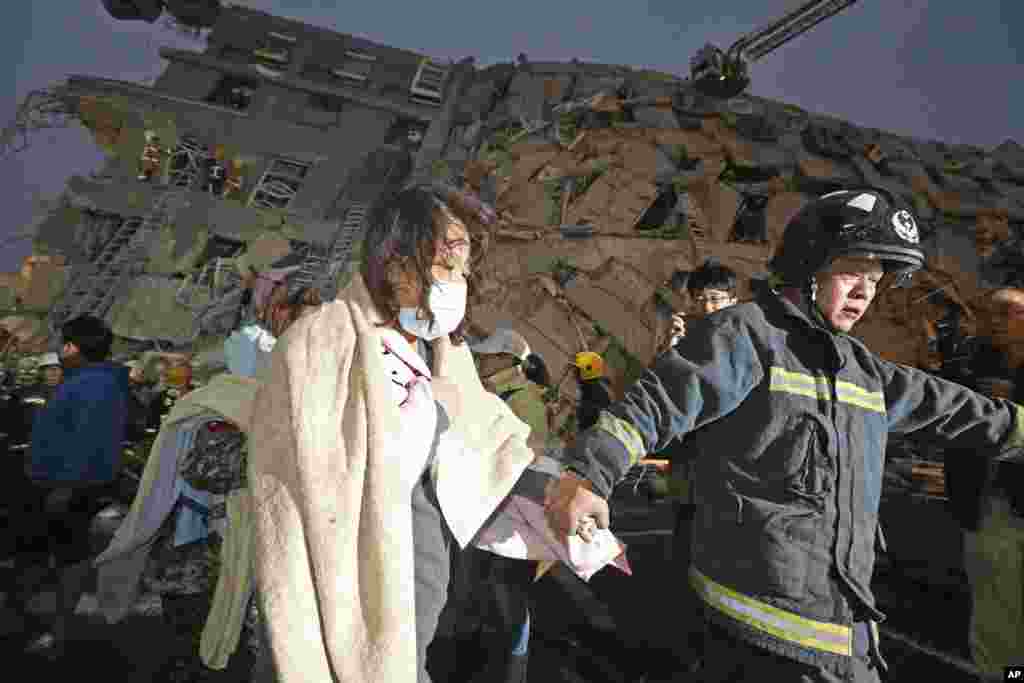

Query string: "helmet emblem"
[[846, 192, 878, 212], [892, 210, 919, 244]]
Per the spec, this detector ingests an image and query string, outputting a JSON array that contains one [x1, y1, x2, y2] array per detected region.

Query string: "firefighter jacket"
[[565, 290, 1024, 674]]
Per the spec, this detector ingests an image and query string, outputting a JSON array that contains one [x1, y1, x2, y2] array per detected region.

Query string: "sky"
[[1, 0, 1021, 271]]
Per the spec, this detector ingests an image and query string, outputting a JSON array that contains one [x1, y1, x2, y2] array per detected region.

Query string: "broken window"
[[167, 135, 210, 189], [729, 194, 771, 243], [635, 186, 679, 231], [204, 76, 258, 110], [410, 59, 449, 106], [249, 157, 311, 210], [252, 31, 296, 69], [331, 50, 376, 86]]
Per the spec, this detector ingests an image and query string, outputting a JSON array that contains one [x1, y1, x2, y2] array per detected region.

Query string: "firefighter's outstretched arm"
[[881, 358, 1024, 456], [545, 316, 764, 537]]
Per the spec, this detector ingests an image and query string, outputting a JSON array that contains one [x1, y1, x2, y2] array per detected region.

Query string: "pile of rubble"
[[425, 61, 1024, 411]]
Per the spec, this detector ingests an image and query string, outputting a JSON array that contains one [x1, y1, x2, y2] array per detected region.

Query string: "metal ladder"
[[292, 202, 368, 299], [48, 187, 188, 336], [174, 256, 244, 310]]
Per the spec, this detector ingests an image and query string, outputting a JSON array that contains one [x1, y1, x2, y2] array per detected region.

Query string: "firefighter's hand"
[[545, 470, 610, 542]]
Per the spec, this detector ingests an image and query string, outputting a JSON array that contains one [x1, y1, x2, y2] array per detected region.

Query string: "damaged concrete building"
[[5, 2, 1024, 419]]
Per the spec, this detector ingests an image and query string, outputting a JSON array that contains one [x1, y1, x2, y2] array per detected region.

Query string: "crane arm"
[[730, 0, 859, 64]]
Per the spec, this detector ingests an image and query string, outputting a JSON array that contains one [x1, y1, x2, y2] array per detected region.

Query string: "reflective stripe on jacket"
[[567, 291, 1024, 671]]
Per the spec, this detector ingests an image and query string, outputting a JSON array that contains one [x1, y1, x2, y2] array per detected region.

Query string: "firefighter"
[[205, 144, 227, 196], [138, 130, 164, 182], [545, 187, 1024, 682], [943, 287, 1024, 676], [573, 351, 613, 432]]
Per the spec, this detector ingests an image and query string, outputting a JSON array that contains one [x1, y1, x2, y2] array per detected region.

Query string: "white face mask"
[[398, 280, 467, 341]]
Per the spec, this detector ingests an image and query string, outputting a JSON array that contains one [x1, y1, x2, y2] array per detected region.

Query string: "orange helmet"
[[574, 351, 605, 381]]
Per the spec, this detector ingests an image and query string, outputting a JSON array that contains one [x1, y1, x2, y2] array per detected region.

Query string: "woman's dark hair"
[[522, 352, 551, 387], [61, 315, 114, 362], [361, 183, 496, 345]]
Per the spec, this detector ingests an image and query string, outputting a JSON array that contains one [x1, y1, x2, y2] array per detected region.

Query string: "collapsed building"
[[2, 2, 1023, 417]]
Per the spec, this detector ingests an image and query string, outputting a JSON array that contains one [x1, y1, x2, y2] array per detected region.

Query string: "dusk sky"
[[2, 1, 1021, 271]]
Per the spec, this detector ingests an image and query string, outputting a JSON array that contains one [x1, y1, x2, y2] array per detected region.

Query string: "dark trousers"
[[412, 471, 453, 683], [463, 548, 532, 683], [696, 621, 882, 683], [672, 502, 705, 662]]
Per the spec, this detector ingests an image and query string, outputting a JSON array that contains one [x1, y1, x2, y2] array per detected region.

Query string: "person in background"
[[7, 352, 63, 447], [17, 315, 130, 658], [125, 359, 161, 443], [460, 328, 551, 683], [4, 353, 65, 617], [573, 351, 613, 433], [943, 287, 1024, 676], [660, 258, 741, 670], [546, 188, 1024, 682]]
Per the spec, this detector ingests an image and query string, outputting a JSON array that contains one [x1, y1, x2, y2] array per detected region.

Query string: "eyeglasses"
[[693, 294, 734, 305]]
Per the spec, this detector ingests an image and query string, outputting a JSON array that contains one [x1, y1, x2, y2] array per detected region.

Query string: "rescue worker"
[[138, 130, 163, 182], [943, 287, 1024, 675], [545, 187, 1024, 682], [573, 351, 613, 432], [659, 258, 741, 671]]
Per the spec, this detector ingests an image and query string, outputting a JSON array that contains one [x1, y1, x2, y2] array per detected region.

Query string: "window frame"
[[330, 49, 377, 86], [248, 157, 313, 210], [409, 58, 449, 106]]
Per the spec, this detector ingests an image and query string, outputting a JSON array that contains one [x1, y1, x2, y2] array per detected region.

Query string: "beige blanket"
[[249, 274, 536, 683]]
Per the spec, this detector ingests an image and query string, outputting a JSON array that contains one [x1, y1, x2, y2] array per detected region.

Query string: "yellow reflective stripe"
[[770, 366, 885, 414], [595, 411, 645, 467], [690, 567, 853, 657], [1008, 404, 1024, 450], [21, 397, 46, 406], [769, 367, 829, 402], [835, 381, 885, 414]]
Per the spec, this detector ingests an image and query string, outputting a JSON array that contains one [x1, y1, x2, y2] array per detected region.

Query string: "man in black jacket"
[[546, 188, 1024, 682], [659, 258, 741, 671]]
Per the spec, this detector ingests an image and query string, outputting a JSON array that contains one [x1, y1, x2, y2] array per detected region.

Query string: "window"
[[331, 50, 376, 86], [410, 59, 449, 106], [252, 31, 296, 68], [729, 194, 770, 243], [249, 158, 312, 210], [204, 76, 258, 110]]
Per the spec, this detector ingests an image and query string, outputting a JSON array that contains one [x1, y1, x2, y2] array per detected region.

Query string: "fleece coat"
[[248, 274, 537, 683]]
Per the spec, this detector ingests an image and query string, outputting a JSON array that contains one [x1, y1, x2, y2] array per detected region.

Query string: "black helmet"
[[769, 187, 925, 287]]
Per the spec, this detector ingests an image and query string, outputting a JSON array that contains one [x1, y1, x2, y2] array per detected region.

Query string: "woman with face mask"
[[247, 183, 538, 683]]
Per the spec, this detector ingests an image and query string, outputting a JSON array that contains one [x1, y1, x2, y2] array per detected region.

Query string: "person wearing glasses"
[[247, 183, 538, 683], [659, 258, 742, 671]]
